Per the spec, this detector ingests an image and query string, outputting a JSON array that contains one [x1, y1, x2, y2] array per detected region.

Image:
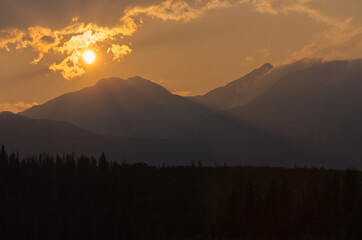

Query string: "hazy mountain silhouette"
[[192, 59, 325, 110], [0, 111, 213, 165], [230, 59, 362, 168], [18, 74, 316, 166], [2, 110, 304, 166], [192, 63, 273, 110], [18, 76, 309, 166], [0, 111, 117, 157], [22, 76, 211, 138], [15, 59, 362, 168]]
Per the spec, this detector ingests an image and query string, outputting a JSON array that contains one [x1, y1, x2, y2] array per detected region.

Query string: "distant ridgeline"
[[0, 59, 357, 168], [1, 145, 362, 239]]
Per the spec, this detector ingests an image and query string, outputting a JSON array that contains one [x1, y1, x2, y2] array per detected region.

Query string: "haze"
[[1, 0, 362, 112]]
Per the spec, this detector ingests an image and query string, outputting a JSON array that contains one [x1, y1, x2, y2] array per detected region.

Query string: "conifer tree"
[[99, 151, 108, 170], [0, 144, 8, 167]]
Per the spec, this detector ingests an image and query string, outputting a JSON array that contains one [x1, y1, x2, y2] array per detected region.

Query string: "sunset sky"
[[1, 0, 362, 112]]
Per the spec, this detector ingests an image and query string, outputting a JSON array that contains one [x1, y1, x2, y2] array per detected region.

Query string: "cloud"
[[291, 23, 362, 61], [48, 50, 86, 79], [0, 0, 232, 80], [240, 0, 340, 26], [0, 19, 139, 79], [107, 44, 132, 61], [245, 56, 254, 62], [242, 0, 362, 61], [123, 0, 232, 22], [0, 0, 154, 30], [0, 102, 38, 113], [0, 0, 361, 80]]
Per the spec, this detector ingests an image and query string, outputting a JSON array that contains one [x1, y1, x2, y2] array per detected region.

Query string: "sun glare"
[[82, 50, 96, 64]]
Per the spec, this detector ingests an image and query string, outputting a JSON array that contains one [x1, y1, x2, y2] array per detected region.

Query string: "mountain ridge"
[[12, 58, 362, 168], [228, 59, 362, 168], [21, 76, 212, 138], [191, 63, 274, 110]]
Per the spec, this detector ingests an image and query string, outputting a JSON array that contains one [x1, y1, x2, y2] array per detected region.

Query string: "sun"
[[82, 50, 96, 64]]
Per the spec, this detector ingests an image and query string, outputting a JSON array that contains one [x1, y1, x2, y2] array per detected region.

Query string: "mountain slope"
[[18, 60, 362, 168], [18, 76, 311, 166], [4, 111, 311, 167], [192, 63, 273, 110], [21, 76, 211, 138], [0, 112, 116, 157], [229, 59, 362, 168], [0, 112, 214, 165], [192, 60, 324, 110]]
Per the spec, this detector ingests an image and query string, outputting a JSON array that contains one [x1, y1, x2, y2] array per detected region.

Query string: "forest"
[[0, 144, 361, 240]]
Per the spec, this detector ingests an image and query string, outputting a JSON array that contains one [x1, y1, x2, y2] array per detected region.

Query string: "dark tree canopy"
[[0, 145, 361, 239]]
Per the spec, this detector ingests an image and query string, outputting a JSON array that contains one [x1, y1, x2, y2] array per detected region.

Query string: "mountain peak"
[[95, 76, 154, 85], [248, 63, 273, 78], [94, 76, 170, 94], [192, 62, 275, 110], [227, 63, 273, 87], [96, 77, 124, 85], [260, 63, 273, 71], [127, 76, 148, 81], [0, 111, 16, 116], [20, 75, 209, 138]]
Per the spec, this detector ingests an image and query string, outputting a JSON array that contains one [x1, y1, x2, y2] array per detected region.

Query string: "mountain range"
[[1, 59, 361, 168]]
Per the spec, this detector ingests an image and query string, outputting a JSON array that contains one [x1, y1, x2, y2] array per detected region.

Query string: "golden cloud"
[[0, 0, 361, 80], [123, 0, 232, 22], [107, 44, 132, 61], [0, 0, 232, 80], [0, 19, 140, 79], [49, 50, 86, 79]]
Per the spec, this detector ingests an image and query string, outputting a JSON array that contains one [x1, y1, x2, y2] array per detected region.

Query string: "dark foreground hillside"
[[0, 146, 361, 240]]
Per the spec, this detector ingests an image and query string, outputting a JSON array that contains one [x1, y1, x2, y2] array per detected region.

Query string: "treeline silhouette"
[[0, 145, 362, 239]]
